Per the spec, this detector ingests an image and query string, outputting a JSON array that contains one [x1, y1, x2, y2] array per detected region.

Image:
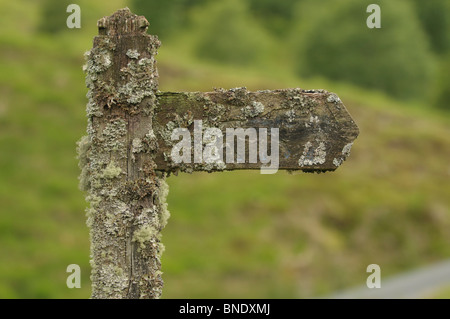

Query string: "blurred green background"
[[0, 0, 449, 298]]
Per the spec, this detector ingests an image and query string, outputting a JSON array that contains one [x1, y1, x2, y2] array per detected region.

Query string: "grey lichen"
[[80, 13, 168, 299], [102, 119, 127, 153], [117, 56, 157, 105], [101, 161, 122, 179], [158, 109, 195, 149], [85, 207, 95, 228], [93, 264, 129, 298], [159, 121, 177, 148], [158, 177, 170, 228], [282, 89, 307, 110], [83, 48, 112, 74], [242, 101, 264, 118], [226, 87, 249, 106], [332, 142, 354, 167], [342, 142, 353, 157], [156, 243, 165, 260], [76, 135, 91, 191], [327, 93, 341, 108], [114, 266, 124, 277], [126, 49, 140, 59], [133, 224, 157, 249], [144, 129, 158, 152], [285, 109, 296, 123], [310, 115, 319, 124], [196, 160, 227, 173], [86, 100, 103, 118], [132, 138, 144, 154], [86, 194, 101, 208], [99, 200, 132, 236], [333, 158, 343, 167], [298, 141, 327, 167]]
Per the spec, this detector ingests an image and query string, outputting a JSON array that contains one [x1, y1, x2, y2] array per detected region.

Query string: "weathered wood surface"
[[154, 89, 359, 172], [80, 8, 167, 299]]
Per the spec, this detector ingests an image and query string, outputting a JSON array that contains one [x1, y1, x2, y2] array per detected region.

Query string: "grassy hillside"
[[0, 6, 449, 298]]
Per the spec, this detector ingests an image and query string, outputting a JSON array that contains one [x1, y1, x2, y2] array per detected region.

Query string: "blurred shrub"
[[190, 0, 273, 66], [247, 0, 299, 36], [292, 0, 435, 100], [39, 0, 73, 34], [411, 0, 450, 55], [131, 0, 301, 39], [434, 54, 450, 110], [131, 0, 185, 40], [131, 0, 211, 40]]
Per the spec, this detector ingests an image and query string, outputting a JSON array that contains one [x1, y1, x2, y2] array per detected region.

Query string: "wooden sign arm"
[[154, 89, 359, 172]]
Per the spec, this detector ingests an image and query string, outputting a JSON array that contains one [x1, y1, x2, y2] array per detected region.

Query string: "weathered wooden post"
[[78, 8, 166, 299], [78, 8, 359, 299]]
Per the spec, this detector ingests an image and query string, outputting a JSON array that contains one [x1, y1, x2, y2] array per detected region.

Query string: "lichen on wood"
[[79, 8, 167, 299], [153, 88, 359, 173]]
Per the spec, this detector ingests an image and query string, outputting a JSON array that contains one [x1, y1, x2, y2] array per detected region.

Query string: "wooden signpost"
[[78, 8, 359, 299]]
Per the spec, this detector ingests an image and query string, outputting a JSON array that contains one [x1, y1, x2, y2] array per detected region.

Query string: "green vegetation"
[[411, 0, 450, 54], [0, 1, 449, 298], [435, 53, 450, 110], [292, 0, 434, 101], [131, 0, 186, 40], [190, 0, 274, 66], [39, 0, 73, 34]]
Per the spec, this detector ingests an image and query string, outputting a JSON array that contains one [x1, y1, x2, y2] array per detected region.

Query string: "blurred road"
[[324, 259, 450, 299]]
